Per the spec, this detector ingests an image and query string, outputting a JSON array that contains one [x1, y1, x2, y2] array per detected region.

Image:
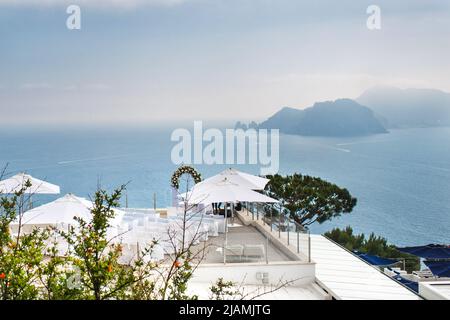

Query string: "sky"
[[1, 0, 450, 125]]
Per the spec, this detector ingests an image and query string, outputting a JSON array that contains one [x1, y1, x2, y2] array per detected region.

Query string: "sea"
[[1, 125, 449, 246]]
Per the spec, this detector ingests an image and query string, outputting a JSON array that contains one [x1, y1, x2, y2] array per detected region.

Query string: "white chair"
[[225, 244, 244, 261], [118, 243, 139, 265], [56, 237, 70, 256], [201, 219, 219, 237], [142, 243, 165, 262]]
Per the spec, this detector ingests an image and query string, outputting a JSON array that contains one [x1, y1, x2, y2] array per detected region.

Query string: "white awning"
[[0, 173, 60, 194], [12, 193, 124, 227], [196, 168, 269, 191], [185, 178, 278, 205]]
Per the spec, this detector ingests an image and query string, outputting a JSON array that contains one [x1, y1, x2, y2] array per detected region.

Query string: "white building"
[[186, 208, 421, 300]]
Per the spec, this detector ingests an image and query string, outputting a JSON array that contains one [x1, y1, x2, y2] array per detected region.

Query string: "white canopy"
[[12, 193, 124, 227], [0, 173, 60, 194], [186, 178, 278, 205], [196, 168, 269, 191]]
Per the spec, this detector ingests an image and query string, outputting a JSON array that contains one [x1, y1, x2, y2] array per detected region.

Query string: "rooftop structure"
[[188, 207, 421, 300], [310, 234, 421, 300], [6, 169, 429, 300]]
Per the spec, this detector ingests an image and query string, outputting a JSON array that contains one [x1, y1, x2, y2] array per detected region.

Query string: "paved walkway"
[[202, 223, 292, 264]]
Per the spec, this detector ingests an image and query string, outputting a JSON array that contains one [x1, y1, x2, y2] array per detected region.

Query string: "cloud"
[[0, 0, 187, 8], [62, 85, 78, 91], [265, 73, 433, 89], [84, 83, 111, 91], [19, 83, 111, 91], [20, 83, 54, 90], [261, 73, 435, 109]]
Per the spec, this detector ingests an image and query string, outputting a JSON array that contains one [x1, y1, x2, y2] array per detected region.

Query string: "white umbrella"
[[185, 178, 277, 264], [195, 168, 269, 191], [186, 178, 278, 205], [12, 193, 124, 227], [0, 173, 60, 194]]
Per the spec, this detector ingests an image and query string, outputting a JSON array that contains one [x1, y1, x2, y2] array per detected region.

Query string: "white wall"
[[191, 262, 315, 287]]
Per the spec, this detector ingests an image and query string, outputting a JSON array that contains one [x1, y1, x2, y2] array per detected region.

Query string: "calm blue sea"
[[1, 125, 449, 246]]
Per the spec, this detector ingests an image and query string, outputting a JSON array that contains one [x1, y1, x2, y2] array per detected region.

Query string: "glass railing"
[[242, 202, 311, 262]]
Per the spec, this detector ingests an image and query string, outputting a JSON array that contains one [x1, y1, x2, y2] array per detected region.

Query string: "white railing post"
[[224, 202, 228, 264], [270, 206, 273, 232], [278, 214, 281, 238], [308, 230, 311, 263], [287, 219, 290, 245]]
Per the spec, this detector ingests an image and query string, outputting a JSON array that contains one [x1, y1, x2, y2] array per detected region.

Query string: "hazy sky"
[[1, 0, 449, 125]]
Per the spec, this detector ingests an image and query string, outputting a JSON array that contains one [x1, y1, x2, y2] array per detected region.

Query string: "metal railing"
[[244, 202, 311, 262]]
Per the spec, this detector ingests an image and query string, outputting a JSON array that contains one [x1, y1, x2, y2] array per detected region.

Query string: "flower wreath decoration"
[[171, 165, 202, 189]]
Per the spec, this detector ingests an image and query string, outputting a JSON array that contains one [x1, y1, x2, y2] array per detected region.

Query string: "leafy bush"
[[325, 226, 420, 272]]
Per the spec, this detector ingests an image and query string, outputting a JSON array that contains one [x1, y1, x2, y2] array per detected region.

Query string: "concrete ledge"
[[192, 260, 316, 287], [419, 281, 450, 300]]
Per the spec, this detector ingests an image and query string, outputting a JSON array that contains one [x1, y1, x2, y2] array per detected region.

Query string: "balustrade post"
[[270, 206, 273, 232], [256, 203, 259, 221], [308, 231, 311, 263], [278, 210, 281, 238], [287, 219, 290, 245]]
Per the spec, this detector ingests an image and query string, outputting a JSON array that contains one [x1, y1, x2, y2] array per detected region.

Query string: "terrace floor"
[[198, 219, 292, 264]]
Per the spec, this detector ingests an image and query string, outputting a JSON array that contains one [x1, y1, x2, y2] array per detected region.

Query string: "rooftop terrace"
[[201, 223, 293, 264]]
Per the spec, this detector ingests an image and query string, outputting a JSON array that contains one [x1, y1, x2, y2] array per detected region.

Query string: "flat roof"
[[310, 234, 421, 300]]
